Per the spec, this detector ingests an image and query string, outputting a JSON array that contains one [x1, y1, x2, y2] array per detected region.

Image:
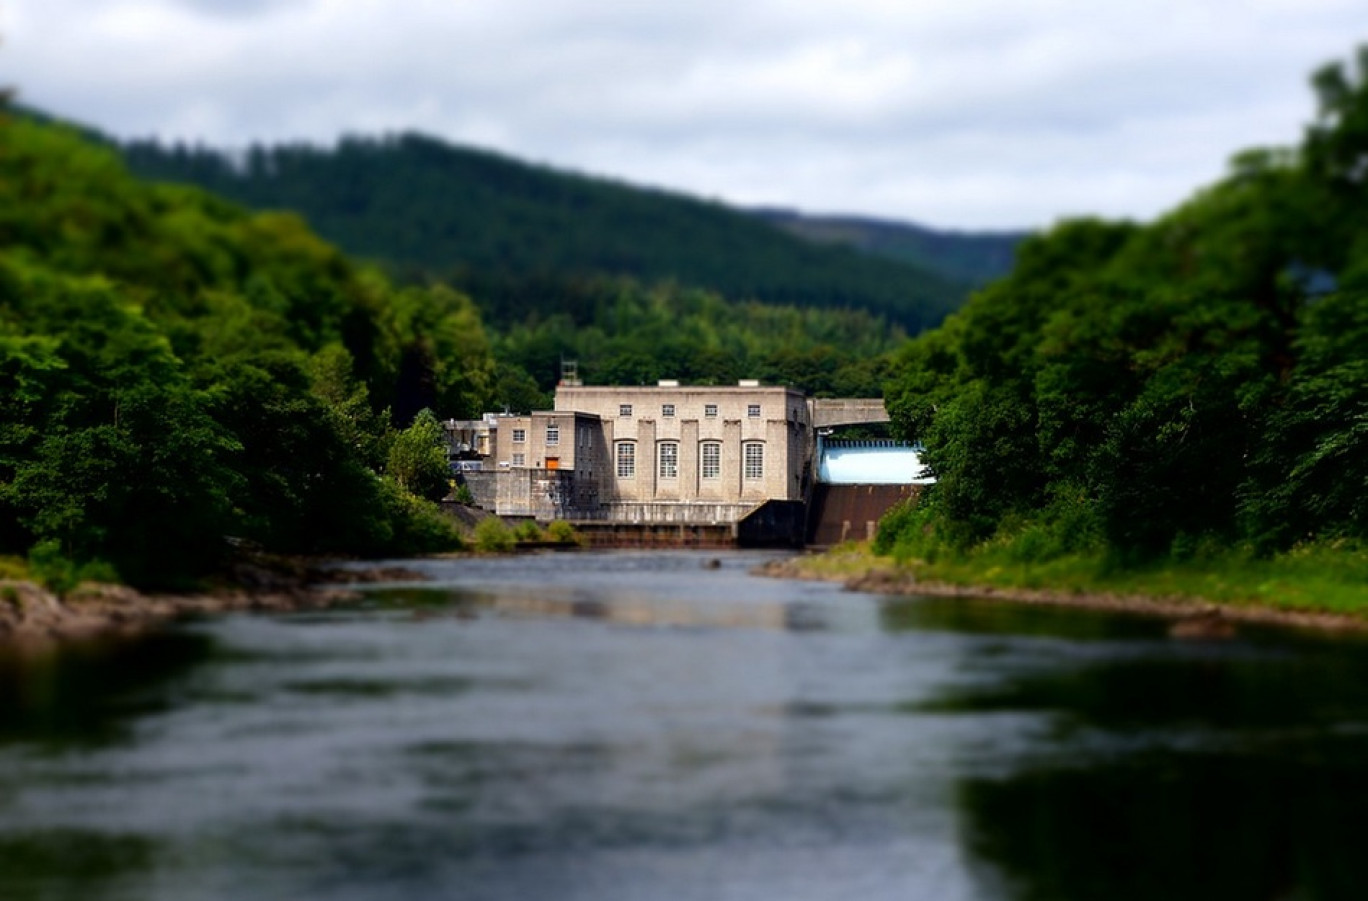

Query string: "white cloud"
[[2, 0, 1362, 227]]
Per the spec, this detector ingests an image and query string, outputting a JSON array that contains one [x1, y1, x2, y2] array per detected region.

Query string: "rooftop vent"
[[559, 358, 582, 387], [738, 379, 761, 387], [657, 379, 680, 387]]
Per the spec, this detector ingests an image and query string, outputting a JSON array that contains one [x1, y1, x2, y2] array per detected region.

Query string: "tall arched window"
[[700, 442, 721, 480], [658, 442, 679, 479], [615, 441, 636, 479], [743, 442, 764, 480]]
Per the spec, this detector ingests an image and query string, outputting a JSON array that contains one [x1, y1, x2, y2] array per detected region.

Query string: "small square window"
[[512, 428, 526, 443], [662, 404, 675, 418], [704, 404, 718, 419], [512, 453, 526, 467], [747, 404, 761, 419], [619, 404, 633, 417]]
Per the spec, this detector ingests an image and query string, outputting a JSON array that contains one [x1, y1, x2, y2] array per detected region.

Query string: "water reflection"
[[0, 631, 214, 748], [0, 829, 158, 901], [882, 593, 1174, 641], [906, 593, 1368, 900], [363, 551, 876, 633], [960, 746, 1368, 901], [374, 585, 807, 631], [2, 553, 1368, 900]]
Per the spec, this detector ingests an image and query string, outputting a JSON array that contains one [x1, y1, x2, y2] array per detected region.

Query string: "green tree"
[[386, 408, 450, 502]]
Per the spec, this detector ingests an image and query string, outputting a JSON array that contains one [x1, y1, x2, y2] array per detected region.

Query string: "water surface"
[[3, 550, 1368, 900]]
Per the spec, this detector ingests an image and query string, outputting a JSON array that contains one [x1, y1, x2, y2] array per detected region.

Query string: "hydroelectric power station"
[[445, 380, 931, 547]]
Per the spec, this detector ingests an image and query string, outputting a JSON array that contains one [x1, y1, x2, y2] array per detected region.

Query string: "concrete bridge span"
[[810, 398, 890, 429]]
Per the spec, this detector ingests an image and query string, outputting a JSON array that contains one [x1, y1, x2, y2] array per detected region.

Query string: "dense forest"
[[119, 132, 968, 333], [753, 208, 1024, 287], [111, 124, 943, 398], [485, 276, 905, 403], [0, 104, 917, 590], [0, 111, 486, 587], [879, 47, 1368, 566]]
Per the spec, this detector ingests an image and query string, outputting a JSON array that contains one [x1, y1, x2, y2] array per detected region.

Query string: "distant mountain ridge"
[[752, 208, 1026, 287], [116, 130, 996, 332]]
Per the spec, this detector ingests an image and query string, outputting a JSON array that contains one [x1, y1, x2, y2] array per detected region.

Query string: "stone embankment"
[[754, 555, 1368, 637], [0, 560, 428, 646]]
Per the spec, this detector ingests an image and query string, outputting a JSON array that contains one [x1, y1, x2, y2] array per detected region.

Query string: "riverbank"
[[0, 559, 431, 647], [0, 581, 349, 646], [756, 545, 1368, 636]]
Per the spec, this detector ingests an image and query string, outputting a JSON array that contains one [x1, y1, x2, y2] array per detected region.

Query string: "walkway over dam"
[[810, 398, 891, 430]]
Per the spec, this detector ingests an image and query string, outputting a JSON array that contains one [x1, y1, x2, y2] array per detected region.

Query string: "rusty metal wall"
[[806, 484, 922, 547]]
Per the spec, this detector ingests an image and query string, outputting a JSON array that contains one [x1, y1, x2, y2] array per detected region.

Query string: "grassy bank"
[[779, 540, 1368, 625]]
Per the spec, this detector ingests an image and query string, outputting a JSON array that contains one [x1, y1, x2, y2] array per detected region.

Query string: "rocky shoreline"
[[0, 560, 432, 647], [10, 550, 1364, 646], [753, 555, 1368, 637], [0, 581, 358, 647]]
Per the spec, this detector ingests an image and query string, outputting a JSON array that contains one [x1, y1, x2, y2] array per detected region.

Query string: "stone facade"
[[462, 469, 580, 521], [553, 383, 813, 513], [449, 383, 918, 547], [461, 382, 816, 526], [477, 411, 607, 517]]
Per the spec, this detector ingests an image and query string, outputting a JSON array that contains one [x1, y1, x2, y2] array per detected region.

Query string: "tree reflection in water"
[[905, 594, 1368, 901], [960, 748, 1368, 901]]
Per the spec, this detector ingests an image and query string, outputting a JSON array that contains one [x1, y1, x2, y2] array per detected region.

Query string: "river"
[[3, 550, 1368, 900]]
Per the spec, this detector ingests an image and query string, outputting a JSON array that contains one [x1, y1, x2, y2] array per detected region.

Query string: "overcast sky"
[[3, 0, 1363, 229]]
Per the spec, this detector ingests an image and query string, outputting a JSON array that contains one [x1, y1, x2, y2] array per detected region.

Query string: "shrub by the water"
[[377, 479, 464, 555], [474, 518, 514, 553], [0, 556, 30, 581], [546, 520, 581, 545], [27, 540, 120, 595], [513, 521, 544, 543]]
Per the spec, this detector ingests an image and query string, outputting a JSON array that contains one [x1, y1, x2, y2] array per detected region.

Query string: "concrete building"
[[552, 381, 813, 523], [450, 380, 906, 545], [452, 380, 813, 537]]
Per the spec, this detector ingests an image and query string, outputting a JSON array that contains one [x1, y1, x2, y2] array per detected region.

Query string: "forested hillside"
[[107, 125, 926, 396], [754, 208, 1024, 287], [879, 47, 1368, 565], [0, 105, 915, 590], [485, 275, 906, 401], [0, 112, 493, 586], [120, 133, 964, 333]]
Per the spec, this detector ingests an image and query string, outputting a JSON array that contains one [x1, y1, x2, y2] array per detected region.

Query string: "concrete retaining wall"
[[574, 522, 737, 549], [598, 502, 754, 525], [461, 469, 586, 521]]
